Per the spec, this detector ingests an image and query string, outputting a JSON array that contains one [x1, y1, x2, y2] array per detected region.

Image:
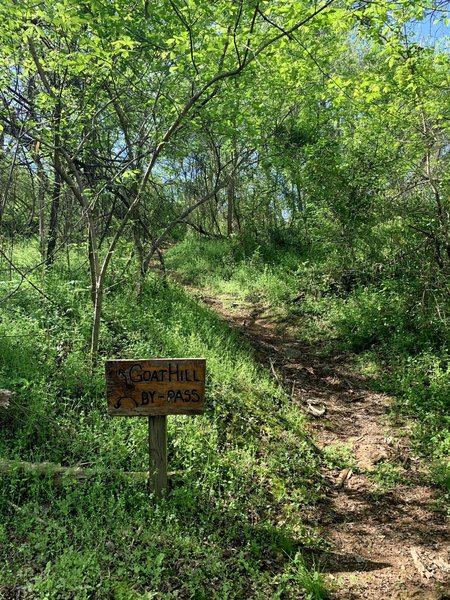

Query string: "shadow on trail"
[[306, 550, 391, 575]]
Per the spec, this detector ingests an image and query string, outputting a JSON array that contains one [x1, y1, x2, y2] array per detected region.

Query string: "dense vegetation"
[[166, 234, 450, 495], [1, 247, 328, 598], [1, 0, 449, 597]]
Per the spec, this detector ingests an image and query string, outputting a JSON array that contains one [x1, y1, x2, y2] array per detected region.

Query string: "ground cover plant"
[[0, 242, 328, 599], [165, 234, 450, 502]]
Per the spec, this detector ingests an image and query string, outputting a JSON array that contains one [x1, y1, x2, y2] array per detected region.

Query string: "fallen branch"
[[0, 458, 182, 485], [336, 468, 352, 489], [269, 357, 284, 391], [410, 547, 434, 580]]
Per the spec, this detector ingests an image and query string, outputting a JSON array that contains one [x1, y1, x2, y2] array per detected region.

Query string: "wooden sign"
[[105, 358, 206, 499], [106, 359, 206, 416]]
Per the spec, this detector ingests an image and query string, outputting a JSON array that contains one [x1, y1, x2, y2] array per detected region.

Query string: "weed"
[[274, 552, 328, 599], [322, 444, 355, 470], [369, 462, 405, 492]]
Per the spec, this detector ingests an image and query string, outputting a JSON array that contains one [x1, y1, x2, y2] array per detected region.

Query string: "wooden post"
[[105, 358, 205, 499], [148, 415, 167, 498]]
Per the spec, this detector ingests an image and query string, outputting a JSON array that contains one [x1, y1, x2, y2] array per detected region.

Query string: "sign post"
[[105, 358, 206, 497], [148, 415, 167, 496]]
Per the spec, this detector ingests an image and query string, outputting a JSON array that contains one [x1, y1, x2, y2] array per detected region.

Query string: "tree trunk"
[[0, 458, 149, 485], [227, 175, 234, 236], [90, 278, 103, 356], [46, 102, 62, 267], [227, 153, 236, 236], [36, 158, 46, 261]]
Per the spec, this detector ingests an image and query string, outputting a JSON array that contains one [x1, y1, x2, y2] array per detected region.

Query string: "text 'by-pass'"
[[105, 358, 206, 416]]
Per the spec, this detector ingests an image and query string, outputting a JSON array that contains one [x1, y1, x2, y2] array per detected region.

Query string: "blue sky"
[[410, 10, 450, 47]]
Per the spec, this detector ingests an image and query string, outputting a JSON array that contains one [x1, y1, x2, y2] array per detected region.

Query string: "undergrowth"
[[0, 241, 327, 599], [166, 234, 450, 503]]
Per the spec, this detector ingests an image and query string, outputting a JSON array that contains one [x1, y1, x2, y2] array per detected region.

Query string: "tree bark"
[[46, 101, 62, 267], [90, 278, 104, 356], [36, 154, 47, 261], [227, 167, 235, 236]]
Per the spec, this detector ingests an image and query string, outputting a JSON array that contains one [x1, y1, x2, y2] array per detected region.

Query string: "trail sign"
[[105, 358, 206, 498], [106, 359, 205, 416]]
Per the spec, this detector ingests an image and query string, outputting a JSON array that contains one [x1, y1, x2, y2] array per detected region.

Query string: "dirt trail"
[[196, 292, 450, 600]]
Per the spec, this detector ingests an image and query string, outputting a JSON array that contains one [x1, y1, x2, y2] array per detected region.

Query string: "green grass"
[[3, 230, 449, 597], [0, 240, 328, 599], [165, 234, 450, 504], [166, 236, 302, 307]]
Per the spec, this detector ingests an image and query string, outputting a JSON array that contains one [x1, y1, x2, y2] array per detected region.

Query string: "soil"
[[194, 292, 450, 600]]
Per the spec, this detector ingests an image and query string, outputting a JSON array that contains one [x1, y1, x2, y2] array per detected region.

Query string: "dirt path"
[[195, 292, 450, 600]]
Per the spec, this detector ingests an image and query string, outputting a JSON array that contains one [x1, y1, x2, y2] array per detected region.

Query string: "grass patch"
[[0, 241, 327, 598], [165, 234, 450, 501]]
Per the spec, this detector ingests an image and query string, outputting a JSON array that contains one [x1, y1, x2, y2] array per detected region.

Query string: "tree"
[[1, 0, 345, 355]]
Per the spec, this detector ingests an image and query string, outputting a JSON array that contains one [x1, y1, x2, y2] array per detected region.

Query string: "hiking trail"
[[195, 290, 450, 600]]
